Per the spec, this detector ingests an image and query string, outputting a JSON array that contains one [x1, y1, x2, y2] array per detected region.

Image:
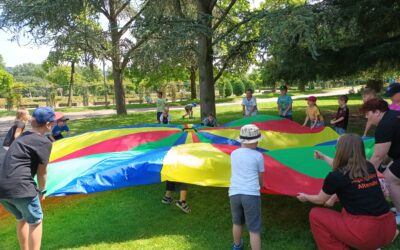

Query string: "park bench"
[[58, 103, 78, 107], [93, 101, 110, 106], [19, 104, 39, 109], [128, 100, 140, 104]]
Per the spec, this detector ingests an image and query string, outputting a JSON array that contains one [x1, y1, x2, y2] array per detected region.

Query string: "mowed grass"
[[1, 94, 398, 250]]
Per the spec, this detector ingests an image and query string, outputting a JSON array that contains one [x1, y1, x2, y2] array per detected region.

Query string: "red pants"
[[309, 207, 396, 250]]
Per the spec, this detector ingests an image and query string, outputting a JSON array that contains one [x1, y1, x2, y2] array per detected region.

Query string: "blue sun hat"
[[192, 103, 197, 107], [384, 83, 400, 97], [32, 107, 56, 125]]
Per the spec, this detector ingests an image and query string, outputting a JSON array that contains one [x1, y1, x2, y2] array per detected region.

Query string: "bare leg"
[[249, 232, 261, 250], [29, 221, 42, 250], [383, 169, 400, 212], [17, 220, 29, 250], [232, 224, 242, 246], [179, 190, 187, 202]]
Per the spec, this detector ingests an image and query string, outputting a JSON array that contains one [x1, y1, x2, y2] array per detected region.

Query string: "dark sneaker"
[[161, 196, 173, 204], [175, 201, 191, 214], [232, 239, 243, 250]]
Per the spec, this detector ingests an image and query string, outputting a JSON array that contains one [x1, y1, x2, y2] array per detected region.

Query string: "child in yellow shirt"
[[303, 96, 324, 128]]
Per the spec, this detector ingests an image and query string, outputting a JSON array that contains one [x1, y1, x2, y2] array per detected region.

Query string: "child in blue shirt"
[[50, 116, 70, 141], [277, 85, 293, 120], [230, 124, 264, 250], [202, 113, 217, 127]]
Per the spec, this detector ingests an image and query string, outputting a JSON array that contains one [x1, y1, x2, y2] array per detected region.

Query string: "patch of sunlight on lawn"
[[64, 235, 192, 250]]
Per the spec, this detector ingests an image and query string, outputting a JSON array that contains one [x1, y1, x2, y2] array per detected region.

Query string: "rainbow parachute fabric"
[[45, 115, 374, 197]]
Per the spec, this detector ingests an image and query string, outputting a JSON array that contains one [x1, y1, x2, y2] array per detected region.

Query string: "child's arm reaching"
[[314, 150, 334, 167], [331, 117, 344, 125], [283, 103, 292, 117], [303, 115, 309, 126]]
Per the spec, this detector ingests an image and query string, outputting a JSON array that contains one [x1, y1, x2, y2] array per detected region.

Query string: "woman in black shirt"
[[360, 98, 400, 225], [297, 134, 397, 250]]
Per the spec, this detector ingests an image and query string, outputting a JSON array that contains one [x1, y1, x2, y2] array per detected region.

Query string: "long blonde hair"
[[332, 134, 370, 180], [15, 109, 30, 123]]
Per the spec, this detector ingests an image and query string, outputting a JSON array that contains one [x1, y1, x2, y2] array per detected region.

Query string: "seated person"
[[202, 113, 217, 127], [50, 116, 70, 141]]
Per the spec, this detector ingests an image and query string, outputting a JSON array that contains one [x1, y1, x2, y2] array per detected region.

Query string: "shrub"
[[232, 79, 245, 96], [224, 81, 233, 97]]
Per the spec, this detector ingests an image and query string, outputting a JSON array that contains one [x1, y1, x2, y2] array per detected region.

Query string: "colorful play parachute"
[[45, 115, 373, 197]]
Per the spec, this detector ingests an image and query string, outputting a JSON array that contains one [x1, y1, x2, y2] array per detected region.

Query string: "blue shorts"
[[0, 195, 43, 224]]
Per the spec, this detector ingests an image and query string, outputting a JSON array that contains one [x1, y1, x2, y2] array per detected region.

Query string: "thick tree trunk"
[[189, 65, 197, 99], [67, 61, 75, 107], [103, 59, 108, 107], [197, 0, 216, 119], [366, 79, 384, 93], [113, 68, 126, 114], [110, 3, 127, 115]]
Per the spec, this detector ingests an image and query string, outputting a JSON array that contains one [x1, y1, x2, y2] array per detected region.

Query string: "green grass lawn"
[[1, 95, 398, 250]]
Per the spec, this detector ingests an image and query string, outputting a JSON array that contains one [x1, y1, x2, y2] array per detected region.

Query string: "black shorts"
[[166, 181, 187, 192], [389, 159, 400, 179], [156, 112, 162, 121], [185, 107, 192, 112]]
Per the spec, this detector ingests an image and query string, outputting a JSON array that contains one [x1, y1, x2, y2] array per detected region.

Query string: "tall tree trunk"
[[197, 0, 216, 119], [67, 61, 75, 107], [110, 3, 127, 115], [113, 68, 126, 114], [102, 59, 108, 107], [366, 79, 384, 93], [189, 65, 197, 99]]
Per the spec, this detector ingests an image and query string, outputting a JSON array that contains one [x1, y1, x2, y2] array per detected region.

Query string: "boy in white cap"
[[229, 124, 264, 250]]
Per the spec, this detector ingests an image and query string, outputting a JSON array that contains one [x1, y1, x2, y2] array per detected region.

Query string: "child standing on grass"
[[0, 107, 54, 250], [330, 95, 349, 135], [49, 116, 70, 141], [161, 182, 191, 213], [156, 91, 167, 124], [361, 88, 377, 136], [277, 85, 293, 120], [159, 108, 171, 124], [2, 108, 31, 150], [303, 96, 324, 128], [229, 124, 264, 250]]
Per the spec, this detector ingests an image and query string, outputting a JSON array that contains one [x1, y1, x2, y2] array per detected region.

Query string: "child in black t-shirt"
[[0, 107, 54, 250], [330, 95, 349, 135], [2, 109, 30, 150]]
